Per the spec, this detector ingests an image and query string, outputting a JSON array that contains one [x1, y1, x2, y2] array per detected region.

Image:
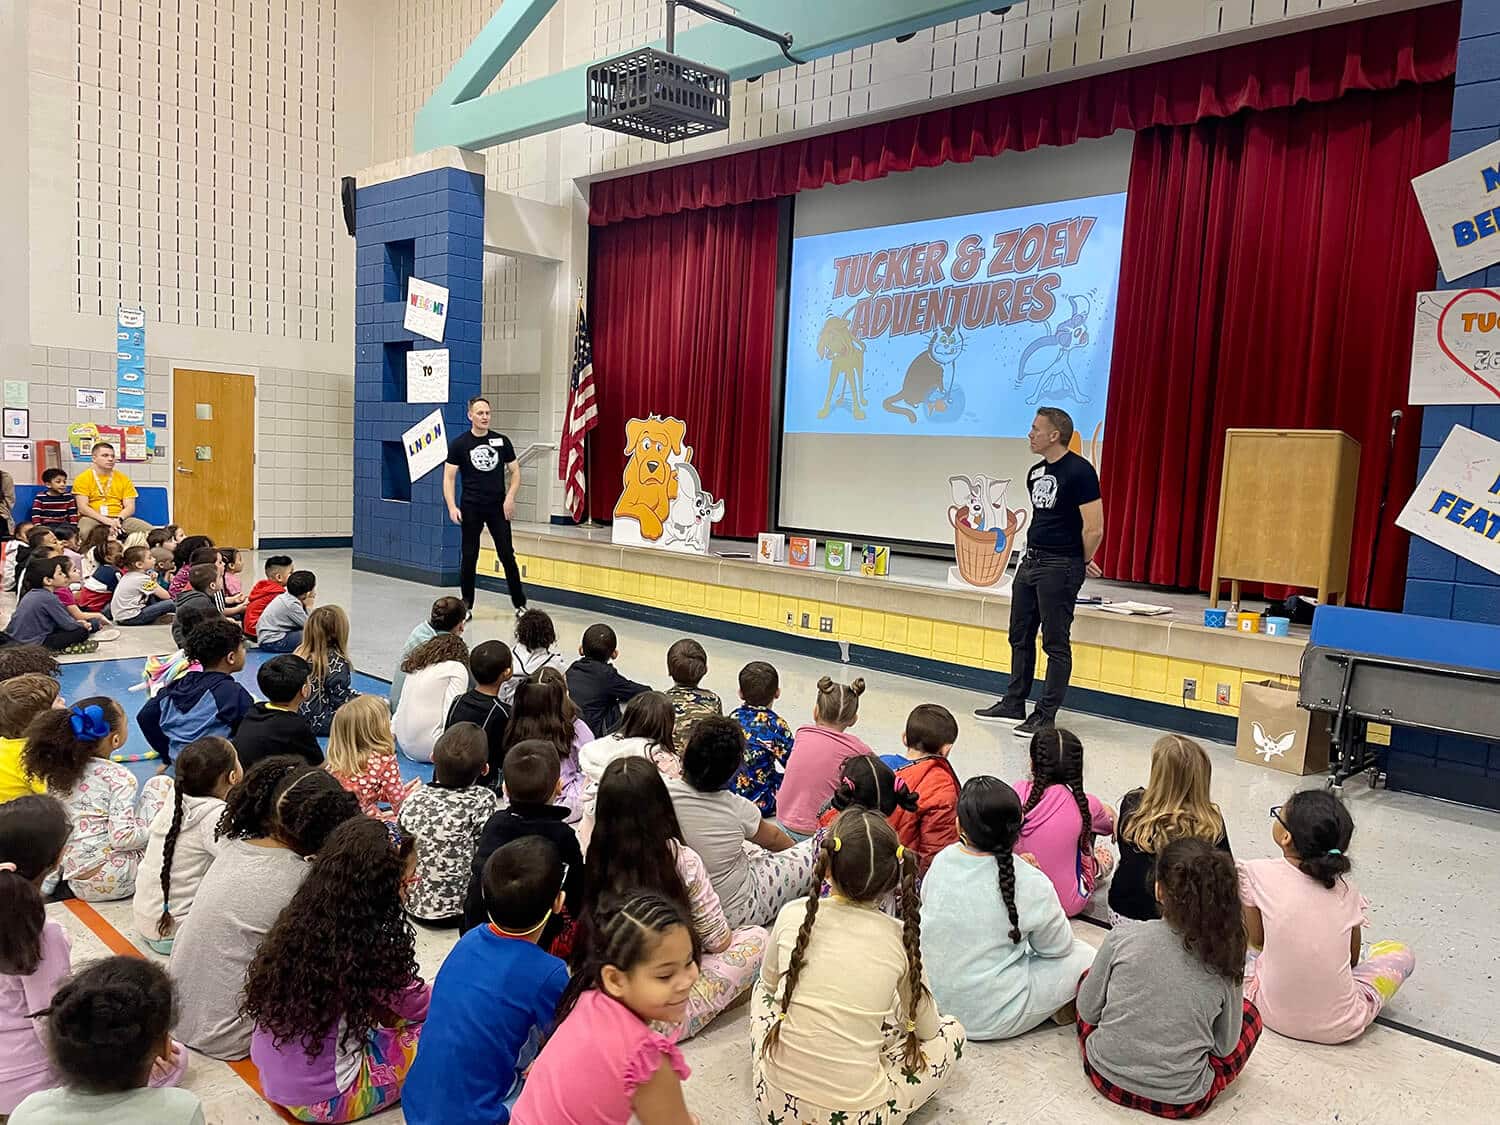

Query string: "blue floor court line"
[[57, 654, 435, 788]]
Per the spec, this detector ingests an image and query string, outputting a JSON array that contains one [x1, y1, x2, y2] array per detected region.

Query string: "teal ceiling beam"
[[415, 0, 1008, 153]]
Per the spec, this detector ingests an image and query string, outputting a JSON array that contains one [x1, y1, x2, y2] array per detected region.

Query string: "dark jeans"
[[43, 624, 91, 650], [1001, 553, 1087, 721], [118, 598, 176, 626], [460, 503, 526, 609], [258, 629, 303, 654]]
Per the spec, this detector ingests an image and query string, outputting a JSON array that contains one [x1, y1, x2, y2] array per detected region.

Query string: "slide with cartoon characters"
[[783, 193, 1125, 440]]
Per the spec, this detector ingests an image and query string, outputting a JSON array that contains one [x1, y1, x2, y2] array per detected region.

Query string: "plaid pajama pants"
[[1077, 999, 1262, 1119]]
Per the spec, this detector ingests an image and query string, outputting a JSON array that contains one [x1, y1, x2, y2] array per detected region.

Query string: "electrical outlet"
[[520, 564, 528, 577], [800, 612, 811, 628], [785, 612, 795, 626], [1216, 682, 1232, 705], [819, 616, 834, 633], [1182, 678, 1197, 700]]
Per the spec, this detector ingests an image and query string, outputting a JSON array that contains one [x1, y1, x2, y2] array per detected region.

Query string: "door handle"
[[175, 462, 193, 475]]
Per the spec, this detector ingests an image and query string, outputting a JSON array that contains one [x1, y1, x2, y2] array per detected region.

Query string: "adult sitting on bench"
[[73, 442, 153, 539]]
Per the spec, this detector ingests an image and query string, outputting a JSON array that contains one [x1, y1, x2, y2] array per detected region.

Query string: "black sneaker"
[[514, 604, 528, 620], [974, 700, 1026, 723], [1014, 713, 1054, 739]]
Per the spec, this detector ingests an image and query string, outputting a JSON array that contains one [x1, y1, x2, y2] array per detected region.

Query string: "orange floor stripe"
[[61, 898, 296, 1122]]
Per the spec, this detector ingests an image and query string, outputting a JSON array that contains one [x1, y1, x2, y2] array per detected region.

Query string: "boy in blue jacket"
[[137, 616, 252, 763]]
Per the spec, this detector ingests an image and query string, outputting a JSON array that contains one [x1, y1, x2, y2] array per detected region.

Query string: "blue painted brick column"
[[1394, 0, 1500, 807], [351, 159, 485, 585]]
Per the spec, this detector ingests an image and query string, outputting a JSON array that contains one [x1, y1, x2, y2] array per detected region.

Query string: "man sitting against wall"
[[73, 441, 153, 539]]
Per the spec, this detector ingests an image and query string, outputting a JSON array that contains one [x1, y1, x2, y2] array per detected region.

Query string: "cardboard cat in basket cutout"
[[612, 414, 725, 554]]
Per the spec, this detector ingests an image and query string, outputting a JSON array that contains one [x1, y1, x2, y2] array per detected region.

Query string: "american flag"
[[559, 299, 597, 523]]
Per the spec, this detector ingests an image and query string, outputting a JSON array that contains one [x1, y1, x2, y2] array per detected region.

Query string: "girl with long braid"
[[751, 808, 965, 1123], [921, 777, 1096, 1040], [1012, 727, 1116, 915], [131, 737, 241, 953]]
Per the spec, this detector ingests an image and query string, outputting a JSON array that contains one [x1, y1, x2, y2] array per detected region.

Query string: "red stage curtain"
[[1098, 80, 1454, 609], [587, 199, 780, 537], [589, 3, 1458, 225]]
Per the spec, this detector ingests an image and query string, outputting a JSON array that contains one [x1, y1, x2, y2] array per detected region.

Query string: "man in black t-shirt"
[[443, 395, 528, 617], [976, 406, 1103, 737]]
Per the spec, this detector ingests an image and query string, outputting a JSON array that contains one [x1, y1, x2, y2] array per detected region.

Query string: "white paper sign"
[[76, 388, 107, 410], [406, 348, 450, 404], [1410, 289, 1500, 404], [404, 278, 449, 343], [402, 408, 448, 483], [1396, 425, 1500, 576], [3, 441, 30, 462], [1411, 139, 1500, 281]]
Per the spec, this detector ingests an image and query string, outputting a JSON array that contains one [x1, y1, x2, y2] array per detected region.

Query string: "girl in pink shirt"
[[1012, 728, 1115, 916], [513, 892, 698, 1124], [1239, 789, 1415, 1044], [776, 677, 870, 837]]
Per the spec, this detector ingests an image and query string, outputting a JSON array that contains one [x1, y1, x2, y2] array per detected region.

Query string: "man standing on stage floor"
[[444, 395, 528, 619], [976, 406, 1103, 737]]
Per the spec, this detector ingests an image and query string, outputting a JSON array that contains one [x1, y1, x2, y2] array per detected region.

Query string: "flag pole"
[[570, 276, 603, 531]]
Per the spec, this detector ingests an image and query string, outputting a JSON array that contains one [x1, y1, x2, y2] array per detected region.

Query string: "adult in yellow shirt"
[[73, 441, 153, 538], [0, 673, 64, 802]]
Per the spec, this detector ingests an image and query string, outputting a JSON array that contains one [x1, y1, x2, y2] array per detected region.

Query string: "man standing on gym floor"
[[975, 406, 1103, 738], [444, 395, 528, 618]]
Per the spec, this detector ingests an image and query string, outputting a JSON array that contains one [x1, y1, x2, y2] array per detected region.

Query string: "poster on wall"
[[76, 388, 107, 411], [3, 441, 30, 463], [406, 348, 450, 403], [116, 388, 146, 424], [3, 382, 27, 409], [67, 423, 100, 461], [1410, 138, 1500, 281], [611, 414, 725, 554], [116, 305, 147, 424], [404, 278, 449, 343], [401, 408, 448, 482], [1396, 425, 1500, 577], [122, 426, 148, 461], [1410, 288, 1500, 404], [3, 409, 27, 438]]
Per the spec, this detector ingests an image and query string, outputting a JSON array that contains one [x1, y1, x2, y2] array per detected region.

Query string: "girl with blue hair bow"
[[20, 698, 173, 901]]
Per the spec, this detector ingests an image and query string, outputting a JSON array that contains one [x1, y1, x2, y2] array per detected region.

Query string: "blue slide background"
[[783, 192, 1126, 438]]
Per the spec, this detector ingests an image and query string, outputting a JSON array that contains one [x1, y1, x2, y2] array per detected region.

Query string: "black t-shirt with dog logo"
[[446, 430, 516, 508], [1024, 451, 1100, 557]]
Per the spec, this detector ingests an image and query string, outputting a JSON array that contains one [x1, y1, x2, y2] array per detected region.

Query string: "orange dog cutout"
[[614, 415, 690, 540]]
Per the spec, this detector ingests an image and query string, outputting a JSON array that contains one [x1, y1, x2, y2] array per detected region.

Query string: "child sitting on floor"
[[888, 704, 962, 875], [664, 638, 721, 754], [752, 808, 966, 1122], [1013, 727, 1116, 916], [402, 838, 569, 1124], [503, 669, 587, 822], [296, 604, 360, 736], [443, 639, 513, 786], [511, 892, 699, 1125], [326, 694, 419, 820], [131, 736, 241, 954], [1, 520, 33, 594], [138, 618, 253, 763], [111, 545, 176, 627], [75, 540, 123, 615], [504, 608, 570, 706], [244, 554, 291, 640], [0, 795, 75, 1115], [138, 601, 219, 700], [244, 817, 430, 1123], [8, 957, 199, 1125], [54, 556, 114, 639], [565, 623, 649, 737], [170, 563, 220, 647], [233, 654, 323, 770], [776, 676, 870, 840], [257, 568, 315, 653], [398, 723, 499, 926], [922, 776, 1096, 1040], [578, 689, 680, 822], [392, 633, 470, 763], [1077, 837, 1262, 1117], [390, 597, 466, 713], [22, 699, 174, 901], [0, 673, 62, 803], [816, 752, 919, 828], [730, 660, 795, 817], [219, 547, 245, 601], [1240, 789, 1415, 1044], [165, 535, 212, 598], [6, 557, 98, 652]]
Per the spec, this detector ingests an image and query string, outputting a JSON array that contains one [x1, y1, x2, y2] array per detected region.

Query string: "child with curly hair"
[[752, 808, 965, 1121], [244, 817, 430, 1123], [22, 699, 173, 901], [170, 758, 362, 1060], [8, 957, 201, 1124], [296, 605, 361, 736], [392, 633, 470, 763], [326, 695, 419, 820], [503, 608, 570, 706], [1077, 837, 1262, 1116]]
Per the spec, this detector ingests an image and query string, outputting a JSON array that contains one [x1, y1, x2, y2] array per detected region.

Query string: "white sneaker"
[[94, 627, 121, 643]]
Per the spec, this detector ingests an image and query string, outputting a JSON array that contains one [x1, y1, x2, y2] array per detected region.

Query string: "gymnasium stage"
[[479, 522, 1309, 743]]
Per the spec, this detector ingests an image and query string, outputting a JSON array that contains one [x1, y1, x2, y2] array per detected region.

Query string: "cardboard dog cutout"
[[612, 414, 725, 554]]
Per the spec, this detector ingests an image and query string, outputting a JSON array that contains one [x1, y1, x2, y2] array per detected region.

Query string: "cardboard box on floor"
[[1235, 679, 1331, 776]]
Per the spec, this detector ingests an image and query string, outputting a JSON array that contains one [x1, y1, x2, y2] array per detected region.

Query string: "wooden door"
[[172, 369, 255, 547]]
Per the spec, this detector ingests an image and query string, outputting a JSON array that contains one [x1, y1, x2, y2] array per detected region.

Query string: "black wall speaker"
[[340, 176, 357, 237]]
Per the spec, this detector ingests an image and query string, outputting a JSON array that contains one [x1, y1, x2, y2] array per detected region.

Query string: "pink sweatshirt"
[[1012, 780, 1115, 916], [776, 725, 873, 834]]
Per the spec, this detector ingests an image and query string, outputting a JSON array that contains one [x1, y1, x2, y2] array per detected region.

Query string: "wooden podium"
[[1209, 429, 1360, 609]]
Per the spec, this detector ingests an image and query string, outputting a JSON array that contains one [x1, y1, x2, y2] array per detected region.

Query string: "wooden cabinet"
[[1210, 429, 1360, 608]]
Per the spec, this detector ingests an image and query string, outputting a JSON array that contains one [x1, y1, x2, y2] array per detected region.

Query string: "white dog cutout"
[[1252, 722, 1296, 763], [662, 462, 725, 553]]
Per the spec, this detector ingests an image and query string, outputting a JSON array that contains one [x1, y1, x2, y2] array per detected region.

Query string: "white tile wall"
[[483, 252, 546, 521]]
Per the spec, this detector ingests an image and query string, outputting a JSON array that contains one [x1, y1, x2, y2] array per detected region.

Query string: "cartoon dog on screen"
[[615, 415, 690, 541], [1016, 294, 1092, 405], [815, 312, 867, 421]]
